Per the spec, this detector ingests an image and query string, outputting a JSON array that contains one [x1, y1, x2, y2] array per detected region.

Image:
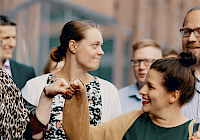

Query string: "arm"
[[189, 131, 200, 140], [63, 79, 143, 140], [32, 78, 71, 139], [0, 69, 30, 139]]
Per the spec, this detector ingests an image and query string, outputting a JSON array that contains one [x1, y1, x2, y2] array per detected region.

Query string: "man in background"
[[0, 15, 35, 89], [118, 39, 162, 113], [180, 6, 200, 123], [162, 47, 179, 58]]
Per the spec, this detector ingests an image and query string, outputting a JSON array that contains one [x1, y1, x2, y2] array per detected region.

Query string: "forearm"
[[32, 89, 53, 139], [63, 87, 90, 140], [35, 92, 53, 125]]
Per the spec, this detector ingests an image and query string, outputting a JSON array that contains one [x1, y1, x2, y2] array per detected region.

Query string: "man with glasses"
[[118, 39, 162, 113], [0, 15, 35, 89], [180, 6, 200, 123]]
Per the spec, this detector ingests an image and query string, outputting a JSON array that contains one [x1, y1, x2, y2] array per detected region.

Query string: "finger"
[[67, 86, 76, 94], [194, 132, 198, 138], [188, 136, 194, 140], [65, 94, 72, 99], [73, 79, 84, 89], [59, 78, 69, 87], [192, 131, 200, 139], [197, 131, 200, 138]]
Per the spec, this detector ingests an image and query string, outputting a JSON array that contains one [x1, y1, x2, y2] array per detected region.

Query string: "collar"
[[195, 75, 200, 93], [128, 82, 142, 100], [3, 59, 10, 69]]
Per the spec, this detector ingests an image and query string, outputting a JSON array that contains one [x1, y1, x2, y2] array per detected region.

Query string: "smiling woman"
[[21, 20, 121, 140], [63, 51, 199, 140]]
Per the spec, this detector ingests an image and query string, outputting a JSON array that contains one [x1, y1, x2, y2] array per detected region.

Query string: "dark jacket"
[[10, 59, 36, 90]]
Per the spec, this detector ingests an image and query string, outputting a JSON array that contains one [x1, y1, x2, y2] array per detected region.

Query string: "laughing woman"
[[62, 52, 200, 140]]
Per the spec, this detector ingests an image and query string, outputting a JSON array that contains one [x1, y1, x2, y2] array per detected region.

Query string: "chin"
[[141, 106, 149, 113], [88, 67, 99, 71]]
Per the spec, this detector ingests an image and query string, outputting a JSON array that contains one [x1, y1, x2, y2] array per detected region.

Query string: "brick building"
[[0, 0, 199, 88]]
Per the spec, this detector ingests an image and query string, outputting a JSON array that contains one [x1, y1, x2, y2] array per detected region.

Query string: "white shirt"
[[181, 75, 200, 122], [118, 82, 142, 113], [2, 59, 12, 77]]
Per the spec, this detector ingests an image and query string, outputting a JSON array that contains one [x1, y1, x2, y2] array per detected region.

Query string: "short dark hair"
[[162, 48, 179, 58], [182, 6, 200, 27], [150, 52, 196, 105], [0, 15, 16, 26]]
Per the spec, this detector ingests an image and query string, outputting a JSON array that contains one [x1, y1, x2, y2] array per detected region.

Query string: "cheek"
[[145, 66, 151, 72], [133, 67, 139, 74], [182, 38, 188, 49], [1, 42, 7, 48]]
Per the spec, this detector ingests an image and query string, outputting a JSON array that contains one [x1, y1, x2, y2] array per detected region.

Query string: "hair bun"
[[179, 52, 197, 67], [50, 47, 62, 62]]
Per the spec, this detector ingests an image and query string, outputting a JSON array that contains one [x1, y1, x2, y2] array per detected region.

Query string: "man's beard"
[[183, 44, 200, 64]]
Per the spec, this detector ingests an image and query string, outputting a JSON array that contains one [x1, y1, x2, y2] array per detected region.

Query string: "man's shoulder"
[[9, 59, 34, 69], [118, 84, 138, 93]]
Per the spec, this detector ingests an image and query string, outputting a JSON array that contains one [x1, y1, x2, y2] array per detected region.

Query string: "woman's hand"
[[44, 78, 69, 98], [189, 131, 200, 140], [44, 78, 84, 98], [33, 78, 84, 139]]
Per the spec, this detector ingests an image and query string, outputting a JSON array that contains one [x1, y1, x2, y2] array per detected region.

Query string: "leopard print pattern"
[[0, 68, 30, 139]]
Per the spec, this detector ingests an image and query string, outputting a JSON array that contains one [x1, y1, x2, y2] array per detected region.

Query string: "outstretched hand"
[[45, 78, 84, 98], [189, 131, 200, 140]]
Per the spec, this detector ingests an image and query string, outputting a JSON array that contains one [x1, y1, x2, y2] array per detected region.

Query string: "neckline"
[[146, 113, 191, 129]]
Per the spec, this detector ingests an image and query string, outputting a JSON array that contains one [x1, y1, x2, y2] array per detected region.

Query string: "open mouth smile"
[[186, 47, 200, 49], [142, 97, 151, 105]]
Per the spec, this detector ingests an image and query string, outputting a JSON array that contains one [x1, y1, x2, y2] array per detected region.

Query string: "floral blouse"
[[45, 74, 102, 139]]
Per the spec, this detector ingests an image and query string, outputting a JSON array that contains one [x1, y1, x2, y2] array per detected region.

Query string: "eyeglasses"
[[180, 28, 200, 37], [0, 40, 2, 46], [130, 59, 155, 67]]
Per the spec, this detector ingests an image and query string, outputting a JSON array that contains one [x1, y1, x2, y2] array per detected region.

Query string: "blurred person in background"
[[180, 6, 200, 123], [118, 39, 162, 113], [0, 40, 30, 139], [43, 50, 65, 74], [162, 47, 179, 58], [22, 20, 121, 139], [0, 15, 35, 89]]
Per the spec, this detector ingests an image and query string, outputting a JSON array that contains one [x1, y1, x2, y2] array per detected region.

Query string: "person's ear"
[[169, 90, 180, 104], [68, 40, 78, 53]]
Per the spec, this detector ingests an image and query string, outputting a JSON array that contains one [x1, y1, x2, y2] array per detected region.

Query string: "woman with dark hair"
[[62, 52, 200, 140], [21, 20, 121, 139]]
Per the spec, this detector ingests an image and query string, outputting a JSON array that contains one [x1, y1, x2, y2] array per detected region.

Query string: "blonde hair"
[[132, 39, 161, 52]]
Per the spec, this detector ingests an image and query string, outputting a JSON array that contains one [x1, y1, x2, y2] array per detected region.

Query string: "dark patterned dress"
[[45, 74, 102, 139]]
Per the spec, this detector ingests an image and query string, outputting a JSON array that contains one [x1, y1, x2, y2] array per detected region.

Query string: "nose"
[[98, 46, 104, 55], [139, 84, 147, 95], [139, 61, 146, 69], [188, 31, 198, 43]]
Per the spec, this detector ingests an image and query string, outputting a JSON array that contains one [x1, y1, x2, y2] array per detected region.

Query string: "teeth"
[[142, 99, 150, 102]]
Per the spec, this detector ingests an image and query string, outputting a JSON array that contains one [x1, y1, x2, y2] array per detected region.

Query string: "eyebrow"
[[147, 81, 154, 87], [182, 27, 200, 29]]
